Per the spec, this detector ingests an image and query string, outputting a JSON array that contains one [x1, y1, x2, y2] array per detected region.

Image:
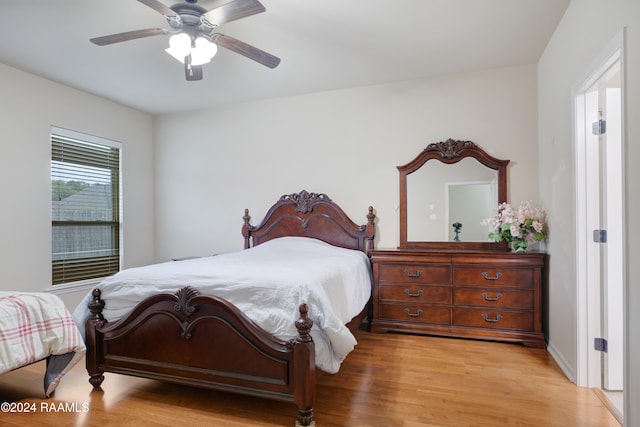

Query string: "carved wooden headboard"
[[242, 190, 375, 256]]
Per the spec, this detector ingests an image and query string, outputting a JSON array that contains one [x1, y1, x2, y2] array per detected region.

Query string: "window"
[[51, 127, 121, 285]]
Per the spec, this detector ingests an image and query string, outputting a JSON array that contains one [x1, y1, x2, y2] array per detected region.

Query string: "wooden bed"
[[84, 190, 375, 426]]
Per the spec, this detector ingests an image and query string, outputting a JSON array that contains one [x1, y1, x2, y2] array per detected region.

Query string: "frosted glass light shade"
[[191, 37, 218, 65], [165, 33, 191, 62]]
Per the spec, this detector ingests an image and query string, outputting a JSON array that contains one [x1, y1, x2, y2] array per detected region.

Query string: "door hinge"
[[593, 229, 607, 243], [594, 337, 608, 353], [592, 119, 606, 135]]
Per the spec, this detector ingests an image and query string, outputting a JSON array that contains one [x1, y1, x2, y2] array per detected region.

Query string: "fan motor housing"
[[170, 3, 208, 28]]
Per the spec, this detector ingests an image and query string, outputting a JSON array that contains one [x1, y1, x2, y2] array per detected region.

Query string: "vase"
[[510, 240, 528, 253], [527, 240, 547, 253], [510, 240, 547, 253]]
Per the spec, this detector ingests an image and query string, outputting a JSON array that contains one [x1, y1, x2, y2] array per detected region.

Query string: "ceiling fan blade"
[[90, 28, 168, 46], [213, 34, 280, 69], [137, 0, 178, 17], [204, 0, 265, 27]]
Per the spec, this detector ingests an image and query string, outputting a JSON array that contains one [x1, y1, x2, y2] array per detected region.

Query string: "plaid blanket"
[[0, 291, 86, 396]]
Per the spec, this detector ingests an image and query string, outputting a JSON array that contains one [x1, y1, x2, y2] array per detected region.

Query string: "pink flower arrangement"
[[482, 201, 546, 252]]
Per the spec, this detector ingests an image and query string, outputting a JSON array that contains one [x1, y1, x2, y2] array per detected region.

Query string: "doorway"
[[574, 31, 624, 415], [446, 181, 493, 242]]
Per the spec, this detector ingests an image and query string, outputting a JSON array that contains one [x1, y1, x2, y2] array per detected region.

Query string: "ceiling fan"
[[90, 0, 280, 81]]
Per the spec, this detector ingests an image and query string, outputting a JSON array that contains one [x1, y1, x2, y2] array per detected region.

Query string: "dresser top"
[[372, 248, 546, 266]]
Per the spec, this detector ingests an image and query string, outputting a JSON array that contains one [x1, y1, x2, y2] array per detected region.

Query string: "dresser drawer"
[[377, 264, 450, 284], [452, 267, 533, 288], [453, 288, 532, 309], [453, 308, 532, 331], [380, 284, 450, 303], [378, 303, 450, 325]]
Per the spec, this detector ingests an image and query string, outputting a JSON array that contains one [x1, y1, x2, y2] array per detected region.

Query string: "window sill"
[[46, 278, 103, 295]]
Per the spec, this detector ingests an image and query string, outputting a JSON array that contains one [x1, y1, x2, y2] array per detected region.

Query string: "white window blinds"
[[51, 128, 121, 285]]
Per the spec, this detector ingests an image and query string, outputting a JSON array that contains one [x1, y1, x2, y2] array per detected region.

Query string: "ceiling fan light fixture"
[[165, 33, 217, 66]]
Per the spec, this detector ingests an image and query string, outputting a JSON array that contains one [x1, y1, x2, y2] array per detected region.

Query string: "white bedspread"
[[0, 291, 86, 396], [73, 237, 372, 373]]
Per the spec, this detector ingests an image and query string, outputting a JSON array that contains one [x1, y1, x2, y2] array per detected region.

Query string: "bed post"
[[365, 206, 376, 256], [293, 304, 316, 427], [86, 288, 106, 388], [242, 208, 253, 249]]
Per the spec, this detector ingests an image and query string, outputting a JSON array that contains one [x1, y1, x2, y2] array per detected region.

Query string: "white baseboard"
[[547, 339, 577, 384]]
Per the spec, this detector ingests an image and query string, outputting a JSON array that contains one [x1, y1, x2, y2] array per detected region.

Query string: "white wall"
[[538, 0, 639, 424], [154, 64, 540, 261], [0, 63, 155, 309]]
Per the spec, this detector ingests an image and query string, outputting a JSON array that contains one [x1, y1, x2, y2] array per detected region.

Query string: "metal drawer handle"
[[404, 308, 423, 317], [481, 272, 503, 280], [404, 269, 423, 278], [481, 313, 503, 323], [481, 292, 503, 301], [404, 289, 423, 297]]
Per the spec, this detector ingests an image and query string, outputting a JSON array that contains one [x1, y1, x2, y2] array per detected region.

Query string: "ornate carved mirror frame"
[[398, 138, 510, 251]]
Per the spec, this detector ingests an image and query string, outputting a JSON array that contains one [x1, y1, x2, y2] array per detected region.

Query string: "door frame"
[[573, 30, 625, 389]]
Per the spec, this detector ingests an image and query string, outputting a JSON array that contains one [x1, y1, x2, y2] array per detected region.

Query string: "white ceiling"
[[0, 0, 570, 115]]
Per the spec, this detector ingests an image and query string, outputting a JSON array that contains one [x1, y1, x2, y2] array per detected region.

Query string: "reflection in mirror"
[[398, 139, 509, 250], [407, 158, 497, 242], [447, 181, 493, 241]]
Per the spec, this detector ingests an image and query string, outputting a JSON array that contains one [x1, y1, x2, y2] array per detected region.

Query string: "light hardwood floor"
[[0, 330, 620, 426]]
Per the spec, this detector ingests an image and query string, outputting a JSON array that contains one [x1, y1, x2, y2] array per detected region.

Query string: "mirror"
[[407, 158, 498, 242], [399, 139, 509, 250]]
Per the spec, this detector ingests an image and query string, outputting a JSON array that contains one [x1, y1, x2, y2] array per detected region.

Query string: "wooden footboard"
[[85, 286, 316, 426]]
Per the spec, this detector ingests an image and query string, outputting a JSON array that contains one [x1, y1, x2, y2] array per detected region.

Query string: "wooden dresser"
[[370, 249, 546, 348]]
